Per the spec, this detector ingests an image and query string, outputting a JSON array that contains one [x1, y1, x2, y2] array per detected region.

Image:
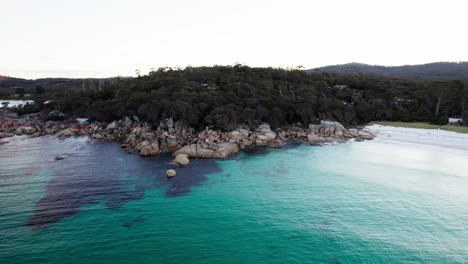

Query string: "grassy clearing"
[[367, 121, 468, 134]]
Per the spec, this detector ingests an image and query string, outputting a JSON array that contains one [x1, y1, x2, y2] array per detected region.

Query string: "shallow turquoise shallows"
[[1, 136, 467, 263]]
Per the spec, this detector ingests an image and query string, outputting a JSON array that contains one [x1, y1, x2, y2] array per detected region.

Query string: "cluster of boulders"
[[0, 119, 69, 138], [171, 123, 289, 159], [1, 115, 375, 160], [119, 118, 195, 156], [1, 115, 376, 178], [173, 142, 240, 159], [56, 117, 196, 157], [226, 124, 285, 148], [284, 120, 375, 145], [252, 124, 285, 146]]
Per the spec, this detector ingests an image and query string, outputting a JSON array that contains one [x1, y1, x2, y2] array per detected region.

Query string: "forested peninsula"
[[1, 65, 467, 160], [7, 65, 466, 127]]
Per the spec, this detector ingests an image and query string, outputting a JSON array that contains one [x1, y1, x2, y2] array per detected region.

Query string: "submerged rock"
[[166, 169, 176, 177], [55, 155, 67, 161]]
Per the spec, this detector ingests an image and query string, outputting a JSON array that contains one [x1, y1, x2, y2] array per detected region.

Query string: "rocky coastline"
[[0, 116, 375, 161]]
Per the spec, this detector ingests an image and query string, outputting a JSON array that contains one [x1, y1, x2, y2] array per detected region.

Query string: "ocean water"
[[1, 135, 467, 263]]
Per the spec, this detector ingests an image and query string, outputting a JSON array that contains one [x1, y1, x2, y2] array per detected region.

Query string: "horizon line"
[[1, 61, 467, 80]]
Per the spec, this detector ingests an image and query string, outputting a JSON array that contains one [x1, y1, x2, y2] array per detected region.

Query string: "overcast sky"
[[1, 0, 467, 79]]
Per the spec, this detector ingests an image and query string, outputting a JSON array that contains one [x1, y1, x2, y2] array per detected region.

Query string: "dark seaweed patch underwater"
[[0, 136, 220, 230]]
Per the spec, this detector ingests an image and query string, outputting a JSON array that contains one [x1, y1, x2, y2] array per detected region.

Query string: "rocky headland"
[[0, 114, 375, 161]]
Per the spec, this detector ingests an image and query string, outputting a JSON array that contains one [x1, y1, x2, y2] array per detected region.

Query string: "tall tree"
[[462, 83, 468, 125], [429, 80, 464, 117]]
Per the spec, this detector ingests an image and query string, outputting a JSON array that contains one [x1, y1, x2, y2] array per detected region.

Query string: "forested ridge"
[[314, 62, 468, 81], [4, 65, 468, 129]]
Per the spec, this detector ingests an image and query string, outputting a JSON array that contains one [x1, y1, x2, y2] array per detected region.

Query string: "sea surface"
[[1, 135, 467, 263]]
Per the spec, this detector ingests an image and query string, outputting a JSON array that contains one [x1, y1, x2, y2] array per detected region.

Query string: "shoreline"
[[3, 116, 468, 159], [0, 117, 375, 160], [365, 124, 468, 152], [368, 121, 468, 134]]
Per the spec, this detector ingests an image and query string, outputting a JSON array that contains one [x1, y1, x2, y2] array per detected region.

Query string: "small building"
[[0, 100, 34, 108], [393, 97, 415, 104], [449, 117, 463, 124], [333, 84, 349, 89]]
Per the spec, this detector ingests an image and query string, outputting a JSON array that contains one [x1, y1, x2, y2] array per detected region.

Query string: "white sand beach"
[[365, 124, 468, 151]]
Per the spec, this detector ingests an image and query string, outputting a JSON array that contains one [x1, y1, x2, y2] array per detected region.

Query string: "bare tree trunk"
[[435, 96, 442, 116], [461, 97, 465, 117], [321, 88, 326, 98]]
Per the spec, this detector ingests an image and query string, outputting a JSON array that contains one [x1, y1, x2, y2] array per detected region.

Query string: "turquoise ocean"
[[1, 135, 467, 263]]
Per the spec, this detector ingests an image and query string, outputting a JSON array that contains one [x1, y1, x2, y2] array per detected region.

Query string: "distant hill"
[[311, 62, 468, 81], [0, 75, 126, 91], [1, 76, 82, 89]]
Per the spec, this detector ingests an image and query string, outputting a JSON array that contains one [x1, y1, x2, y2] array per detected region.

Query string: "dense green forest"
[[4, 65, 468, 129]]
